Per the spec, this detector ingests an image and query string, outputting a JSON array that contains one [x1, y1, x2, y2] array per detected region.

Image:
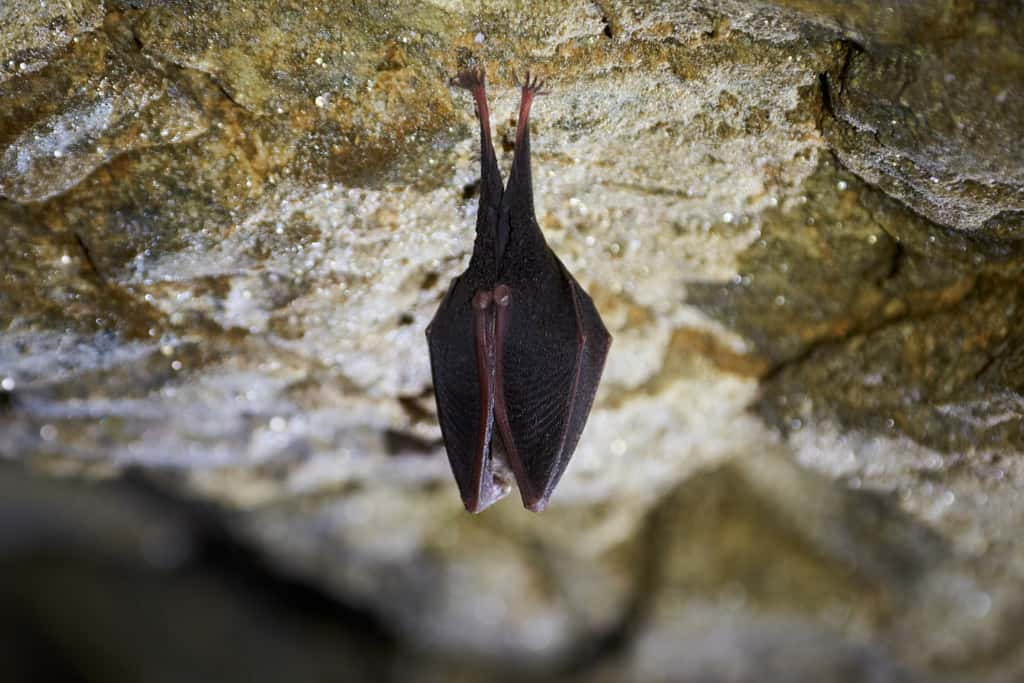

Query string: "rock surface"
[[1, 1, 1022, 680], [0, 0, 105, 84], [801, 1, 1024, 237]]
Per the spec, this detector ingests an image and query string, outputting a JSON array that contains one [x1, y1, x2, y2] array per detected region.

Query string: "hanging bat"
[[426, 68, 612, 513]]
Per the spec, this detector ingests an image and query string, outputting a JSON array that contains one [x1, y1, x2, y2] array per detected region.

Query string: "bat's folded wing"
[[497, 253, 611, 510], [427, 278, 507, 512]]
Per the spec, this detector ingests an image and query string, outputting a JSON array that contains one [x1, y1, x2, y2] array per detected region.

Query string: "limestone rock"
[[0, 17, 208, 202], [1, 1, 1023, 680], [0, 0, 105, 83], [792, 1, 1024, 236]]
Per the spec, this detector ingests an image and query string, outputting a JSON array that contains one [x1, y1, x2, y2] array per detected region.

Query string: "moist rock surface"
[[1, 2, 1022, 681]]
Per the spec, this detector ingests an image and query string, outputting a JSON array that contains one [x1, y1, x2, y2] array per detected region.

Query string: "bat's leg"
[[489, 284, 545, 511], [452, 67, 502, 204], [513, 71, 547, 149], [502, 72, 548, 229]]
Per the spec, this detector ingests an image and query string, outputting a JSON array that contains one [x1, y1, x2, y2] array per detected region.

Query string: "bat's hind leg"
[[451, 67, 490, 124], [452, 66, 503, 205], [513, 71, 549, 146]]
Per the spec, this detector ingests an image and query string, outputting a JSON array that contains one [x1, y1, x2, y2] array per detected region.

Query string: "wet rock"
[[132, 1, 455, 115], [766, 0, 998, 48], [644, 454, 947, 622], [133, 0, 462, 184], [690, 155, 1024, 453], [688, 158, 904, 366], [0, 200, 162, 337], [0, 466, 396, 682], [798, 2, 1024, 235], [19, 5, 461, 280], [0, 0, 105, 83], [599, 453, 939, 682], [823, 42, 1024, 237], [0, 17, 208, 202], [581, 453, 1017, 683], [0, 0, 1023, 681], [32, 71, 287, 278], [759, 274, 1024, 454]]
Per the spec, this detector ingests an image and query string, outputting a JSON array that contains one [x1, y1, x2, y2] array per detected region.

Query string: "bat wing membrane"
[[496, 240, 611, 510], [427, 276, 506, 512], [559, 268, 612, 472]]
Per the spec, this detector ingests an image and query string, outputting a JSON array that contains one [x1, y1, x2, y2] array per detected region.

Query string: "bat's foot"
[[513, 71, 547, 147], [452, 67, 493, 128], [514, 70, 549, 97], [451, 66, 486, 92]]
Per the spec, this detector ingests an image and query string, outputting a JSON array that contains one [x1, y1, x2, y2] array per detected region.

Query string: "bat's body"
[[427, 69, 611, 512]]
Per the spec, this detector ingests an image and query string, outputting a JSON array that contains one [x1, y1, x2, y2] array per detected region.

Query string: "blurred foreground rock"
[[0, 466, 396, 682], [1, 1, 1022, 681]]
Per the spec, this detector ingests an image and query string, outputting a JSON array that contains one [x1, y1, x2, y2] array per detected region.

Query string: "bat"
[[426, 68, 612, 513]]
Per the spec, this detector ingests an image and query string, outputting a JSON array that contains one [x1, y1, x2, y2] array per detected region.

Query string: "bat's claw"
[[516, 70, 550, 96], [451, 66, 486, 91]]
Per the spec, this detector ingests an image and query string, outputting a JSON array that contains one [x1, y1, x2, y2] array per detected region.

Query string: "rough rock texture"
[[1, 1, 1023, 681], [789, 1, 1024, 237], [0, 19, 208, 202], [0, 0, 105, 84]]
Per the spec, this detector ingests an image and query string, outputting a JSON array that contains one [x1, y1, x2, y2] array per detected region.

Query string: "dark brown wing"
[[493, 229, 611, 511], [559, 267, 612, 471], [492, 87, 612, 510], [427, 67, 510, 512], [426, 277, 507, 512]]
